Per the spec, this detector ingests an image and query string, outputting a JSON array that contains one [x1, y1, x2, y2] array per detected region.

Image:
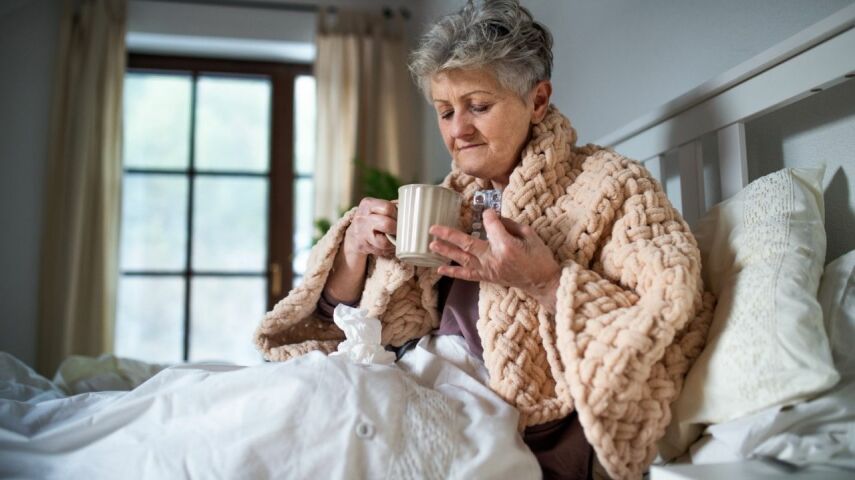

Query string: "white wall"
[[0, 0, 61, 366], [746, 79, 855, 264], [416, 0, 855, 183], [129, 0, 315, 42], [127, 0, 418, 61], [127, 0, 315, 61]]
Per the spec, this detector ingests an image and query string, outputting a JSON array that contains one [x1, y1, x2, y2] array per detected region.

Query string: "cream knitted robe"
[[254, 106, 714, 480]]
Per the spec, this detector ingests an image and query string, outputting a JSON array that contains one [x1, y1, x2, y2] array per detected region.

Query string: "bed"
[[590, 4, 855, 479]]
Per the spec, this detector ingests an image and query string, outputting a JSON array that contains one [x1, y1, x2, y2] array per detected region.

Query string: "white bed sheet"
[[695, 378, 855, 470], [654, 352, 855, 478], [0, 335, 540, 479]]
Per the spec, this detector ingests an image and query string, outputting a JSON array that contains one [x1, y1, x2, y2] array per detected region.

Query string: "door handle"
[[270, 262, 282, 297]]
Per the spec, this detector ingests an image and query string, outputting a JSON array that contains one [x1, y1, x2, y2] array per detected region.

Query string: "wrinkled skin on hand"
[[343, 197, 398, 259], [429, 209, 561, 312]]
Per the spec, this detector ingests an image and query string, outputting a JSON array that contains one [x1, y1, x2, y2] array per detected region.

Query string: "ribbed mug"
[[386, 184, 461, 267]]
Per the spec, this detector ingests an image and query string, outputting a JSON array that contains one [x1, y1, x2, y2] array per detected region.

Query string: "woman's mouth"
[[458, 143, 485, 151]]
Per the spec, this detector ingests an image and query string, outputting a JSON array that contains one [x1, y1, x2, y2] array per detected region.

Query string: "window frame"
[[123, 54, 311, 361]]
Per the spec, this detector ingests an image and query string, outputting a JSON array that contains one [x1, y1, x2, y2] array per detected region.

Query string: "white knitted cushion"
[[658, 167, 840, 459]]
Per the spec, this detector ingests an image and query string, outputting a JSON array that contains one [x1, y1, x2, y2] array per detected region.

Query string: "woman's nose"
[[449, 111, 475, 138]]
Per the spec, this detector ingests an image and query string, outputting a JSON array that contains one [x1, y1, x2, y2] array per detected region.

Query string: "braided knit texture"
[[253, 106, 714, 480]]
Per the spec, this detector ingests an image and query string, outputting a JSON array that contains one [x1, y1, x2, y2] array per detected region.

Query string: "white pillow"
[[817, 250, 855, 375], [658, 168, 840, 459]]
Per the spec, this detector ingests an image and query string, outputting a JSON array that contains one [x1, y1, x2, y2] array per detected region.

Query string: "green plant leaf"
[[313, 218, 332, 245], [356, 160, 401, 201]]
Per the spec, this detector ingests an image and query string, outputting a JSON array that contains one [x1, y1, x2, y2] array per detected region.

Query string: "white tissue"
[[329, 304, 396, 365]]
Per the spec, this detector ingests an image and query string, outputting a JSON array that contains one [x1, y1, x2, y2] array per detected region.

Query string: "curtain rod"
[[132, 0, 411, 19]]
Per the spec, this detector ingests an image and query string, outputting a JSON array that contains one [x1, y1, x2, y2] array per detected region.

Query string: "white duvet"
[[0, 336, 540, 479]]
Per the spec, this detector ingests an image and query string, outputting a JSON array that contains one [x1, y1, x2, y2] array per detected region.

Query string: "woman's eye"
[[471, 104, 490, 113], [440, 110, 454, 120]]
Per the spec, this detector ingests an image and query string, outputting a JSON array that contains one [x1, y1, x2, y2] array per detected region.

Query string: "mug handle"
[[385, 199, 399, 246]]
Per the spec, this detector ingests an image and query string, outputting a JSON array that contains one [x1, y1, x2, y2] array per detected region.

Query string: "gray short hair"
[[408, 0, 553, 99]]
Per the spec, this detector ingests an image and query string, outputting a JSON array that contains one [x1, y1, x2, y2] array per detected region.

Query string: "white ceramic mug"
[[386, 184, 462, 267]]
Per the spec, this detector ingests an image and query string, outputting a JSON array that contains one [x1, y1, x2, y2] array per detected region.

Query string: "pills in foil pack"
[[471, 189, 502, 240]]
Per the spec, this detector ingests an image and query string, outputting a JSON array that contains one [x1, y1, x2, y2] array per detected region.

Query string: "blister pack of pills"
[[471, 189, 502, 240]]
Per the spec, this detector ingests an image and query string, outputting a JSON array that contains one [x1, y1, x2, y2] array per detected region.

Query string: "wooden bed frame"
[[595, 3, 855, 229]]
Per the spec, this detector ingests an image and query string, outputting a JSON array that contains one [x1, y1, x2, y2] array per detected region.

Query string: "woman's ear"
[[530, 80, 552, 124]]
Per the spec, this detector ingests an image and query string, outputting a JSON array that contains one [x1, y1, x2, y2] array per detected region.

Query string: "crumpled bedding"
[[0, 336, 540, 479], [688, 377, 855, 470]]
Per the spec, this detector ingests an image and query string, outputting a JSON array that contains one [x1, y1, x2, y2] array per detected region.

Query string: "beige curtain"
[[36, 0, 126, 376], [314, 9, 416, 222]]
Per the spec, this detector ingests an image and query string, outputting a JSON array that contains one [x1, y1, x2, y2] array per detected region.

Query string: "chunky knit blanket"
[[254, 106, 714, 480]]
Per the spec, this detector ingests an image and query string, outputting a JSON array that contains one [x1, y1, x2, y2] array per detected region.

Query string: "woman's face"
[[430, 68, 548, 188]]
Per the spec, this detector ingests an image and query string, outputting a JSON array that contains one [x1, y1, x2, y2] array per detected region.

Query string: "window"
[[116, 55, 315, 365], [292, 75, 316, 286]]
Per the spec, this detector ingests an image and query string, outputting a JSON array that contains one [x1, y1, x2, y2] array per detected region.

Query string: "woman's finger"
[[430, 239, 478, 269], [356, 197, 376, 214], [482, 209, 517, 243], [501, 218, 530, 239], [356, 197, 395, 217], [369, 200, 397, 218], [429, 224, 487, 255], [368, 231, 394, 252], [369, 215, 397, 235]]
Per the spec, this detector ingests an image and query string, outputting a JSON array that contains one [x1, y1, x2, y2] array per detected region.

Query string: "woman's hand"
[[325, 198, 397, 304], [429, 209, 561, 313], [343, 197, 397, 259]]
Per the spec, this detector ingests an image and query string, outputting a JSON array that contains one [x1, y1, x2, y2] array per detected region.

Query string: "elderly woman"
[[255, 1, 713, 479]]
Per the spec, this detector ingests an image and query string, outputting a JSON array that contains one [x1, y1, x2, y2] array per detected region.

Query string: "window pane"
[[195, 75, 271, 173], [192, 176, 268, 272], [190, 277, 265, 365], [120, 174, 188, 271], [123, 73, 191, 170], [293, 177, 314, 253], [294, 75, 316, 176], [292, 249, 311, 279], [115, 276, 184, 364]]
